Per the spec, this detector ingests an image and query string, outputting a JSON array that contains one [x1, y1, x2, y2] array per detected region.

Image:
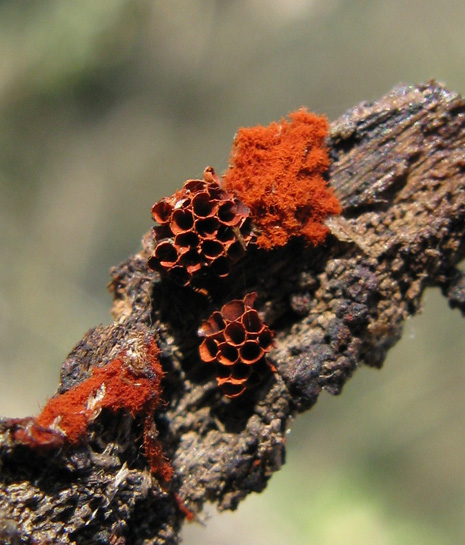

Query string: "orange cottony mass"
[[224, 109, 341, 250]]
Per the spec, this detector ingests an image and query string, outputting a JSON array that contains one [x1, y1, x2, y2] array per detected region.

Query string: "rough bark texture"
[[1, 81, 465, 544]]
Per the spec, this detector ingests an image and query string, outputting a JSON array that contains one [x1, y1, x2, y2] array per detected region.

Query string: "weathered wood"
[[1, 81, 464, 545]]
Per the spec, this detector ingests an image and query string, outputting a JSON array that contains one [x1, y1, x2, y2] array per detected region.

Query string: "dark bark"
[[1, 81, 465, 545]]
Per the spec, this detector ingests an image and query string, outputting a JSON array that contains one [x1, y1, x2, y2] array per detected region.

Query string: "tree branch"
[[1, 81, 464, 545]]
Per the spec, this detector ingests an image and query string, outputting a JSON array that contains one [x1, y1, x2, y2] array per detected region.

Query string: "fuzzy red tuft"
[[17, 338, 172, 481], [224, 109, 341, 249]]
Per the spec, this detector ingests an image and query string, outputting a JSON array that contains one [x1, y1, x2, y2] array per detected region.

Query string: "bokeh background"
[[1, 1, 464, 543]]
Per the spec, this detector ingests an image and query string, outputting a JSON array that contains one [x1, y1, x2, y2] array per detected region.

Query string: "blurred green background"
[[0, 1, 464, 543]]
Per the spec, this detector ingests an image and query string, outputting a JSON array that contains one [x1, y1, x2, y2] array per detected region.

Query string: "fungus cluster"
[[148, 167, 253, 286], [145, 108, 341, 398], [198, 292, 275, 398]]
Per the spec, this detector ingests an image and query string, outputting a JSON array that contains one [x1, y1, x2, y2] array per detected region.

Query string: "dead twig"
[[1, 81, 465, 545]]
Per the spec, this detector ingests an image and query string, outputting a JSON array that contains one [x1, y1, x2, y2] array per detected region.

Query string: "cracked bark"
[[1, 81, 465, 545]]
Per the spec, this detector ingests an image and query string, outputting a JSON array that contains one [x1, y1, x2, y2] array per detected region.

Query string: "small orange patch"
[[224, 109, 341, 249], [15, 338, 172, 481]]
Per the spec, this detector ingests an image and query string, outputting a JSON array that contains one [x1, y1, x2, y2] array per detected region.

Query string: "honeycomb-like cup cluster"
[[198, 292, 275, 398], [148, 167, 253, 287]]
